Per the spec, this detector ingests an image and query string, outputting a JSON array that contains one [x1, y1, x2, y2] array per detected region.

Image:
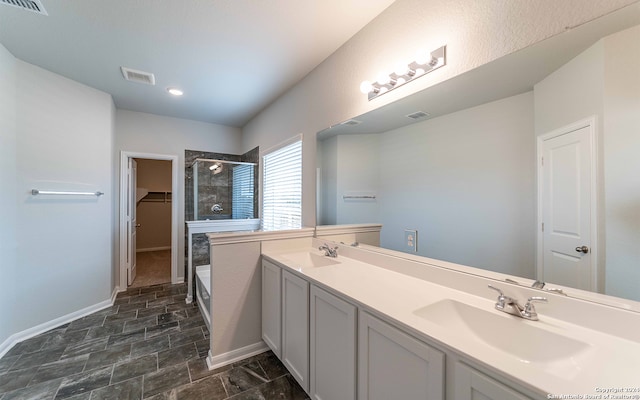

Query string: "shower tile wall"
[[184, 148, 259, 278]]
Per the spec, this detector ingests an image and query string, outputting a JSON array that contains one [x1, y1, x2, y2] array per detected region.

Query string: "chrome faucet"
[[318, 243, 338, 258], [488, 285, 547, 321]]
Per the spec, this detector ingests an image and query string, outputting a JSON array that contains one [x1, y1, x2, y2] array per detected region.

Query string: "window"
[[231, 163, 255, 219], [262, 137, 302, 231]]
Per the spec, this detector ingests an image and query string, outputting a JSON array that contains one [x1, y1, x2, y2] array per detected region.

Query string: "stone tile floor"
[[0, 283, 309, 400]]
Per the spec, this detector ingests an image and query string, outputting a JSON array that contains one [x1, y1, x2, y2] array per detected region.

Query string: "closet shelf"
[[140, 191, 172, 203]]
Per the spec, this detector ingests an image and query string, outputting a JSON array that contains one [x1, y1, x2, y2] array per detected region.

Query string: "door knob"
[[135, 224, 141, 228], [575, 246, 589, 254]]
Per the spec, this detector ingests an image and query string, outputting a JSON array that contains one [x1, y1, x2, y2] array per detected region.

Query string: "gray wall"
[[318, 92, 536, 278], [534, 25, 640, 301], [0, 43, 18, 347], [318, 134, 380, 226], [0, 51, 115, 349], [603, 26, 640, 300]]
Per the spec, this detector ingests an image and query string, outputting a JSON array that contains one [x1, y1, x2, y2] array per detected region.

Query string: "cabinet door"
[[358, 312, 444, 400], [262, 260, 282, 357], [310, 286, 357, 400], [282, 270, 310, 392], [455, 362, 529, 400]]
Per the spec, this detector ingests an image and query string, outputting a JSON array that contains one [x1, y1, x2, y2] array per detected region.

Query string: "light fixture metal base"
[[367, 45, 446, 101]]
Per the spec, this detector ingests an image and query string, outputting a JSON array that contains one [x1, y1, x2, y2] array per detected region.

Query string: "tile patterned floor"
[[0, 283, 309, 400]]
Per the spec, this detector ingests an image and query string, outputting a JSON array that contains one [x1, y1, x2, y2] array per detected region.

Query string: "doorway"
[[119, 152, 179, 291], [536, 117, 598, 292]]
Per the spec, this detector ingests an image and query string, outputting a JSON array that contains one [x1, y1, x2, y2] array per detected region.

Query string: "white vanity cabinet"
[[261, 254, 536, 400], [310, 286, 357, 400], [261, 259, 282, 357], [281, 269, 310, 392], [359, 311, 445, 400], [454, 362, 530, 400]]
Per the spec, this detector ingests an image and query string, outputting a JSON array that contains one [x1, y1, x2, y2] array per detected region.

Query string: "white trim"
[[206, 342, 270, 371], [136, 246, 171, 253], [0, 287, 119, 358], [119, 151, 179, 290], [206, 227, 316, 246], [536, 116, 599, 292], [315, 223, 383, 236]]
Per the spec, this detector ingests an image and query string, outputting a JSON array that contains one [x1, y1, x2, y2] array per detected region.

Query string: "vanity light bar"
[[360, 45, 446, 101]]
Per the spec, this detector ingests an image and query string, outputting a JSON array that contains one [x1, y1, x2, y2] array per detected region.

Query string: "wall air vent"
[[120, 67, 156, 86], [0, 0, 48, 15], [340, 119, 362, 126], [405, 111, 430, 120]]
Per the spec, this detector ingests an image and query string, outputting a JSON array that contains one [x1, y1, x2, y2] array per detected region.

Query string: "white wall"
[[13, 60, 114, 336], [602, 25, 640, 301], [0, 44, 18, 347], [115, 110, 242, 282], [242, 0, 636, 227]]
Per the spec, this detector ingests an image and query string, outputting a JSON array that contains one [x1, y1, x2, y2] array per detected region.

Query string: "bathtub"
[[195, 265, 211, 332]]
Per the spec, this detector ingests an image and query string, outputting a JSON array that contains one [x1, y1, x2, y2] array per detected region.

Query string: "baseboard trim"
[[136, 246, 171, 253], [0, 286, 119, 359], [206, 341, 269, 371]]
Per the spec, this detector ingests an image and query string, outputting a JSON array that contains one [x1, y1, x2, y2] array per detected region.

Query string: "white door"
[[539, 123, 595, 291], [127, 158, 138, 286]]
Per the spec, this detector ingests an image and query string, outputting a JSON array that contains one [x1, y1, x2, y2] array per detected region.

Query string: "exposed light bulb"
[[394, 63, 410, 76], [167, 87, 183, 96], [415, 50, 432, 65], [360, 80, 373, 94], [376, 72, 391, 85]]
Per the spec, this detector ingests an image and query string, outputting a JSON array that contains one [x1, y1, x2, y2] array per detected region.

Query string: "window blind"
[[231, 164, 255, 219], [262, 139, 302, 231]]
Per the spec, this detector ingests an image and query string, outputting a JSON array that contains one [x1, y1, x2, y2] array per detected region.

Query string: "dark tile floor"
[[0, 283, 309, 400]]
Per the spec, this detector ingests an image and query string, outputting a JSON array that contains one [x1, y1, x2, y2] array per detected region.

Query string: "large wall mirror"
[[316, 3, 640, 309]]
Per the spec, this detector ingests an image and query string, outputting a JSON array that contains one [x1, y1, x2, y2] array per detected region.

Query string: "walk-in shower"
[[191, 158, 258, 221]]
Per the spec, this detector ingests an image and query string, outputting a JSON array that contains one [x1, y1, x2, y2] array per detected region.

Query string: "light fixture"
[[167, 87, 184, 96], [359, 45, 446, 101], [209, 162, 223, 174]]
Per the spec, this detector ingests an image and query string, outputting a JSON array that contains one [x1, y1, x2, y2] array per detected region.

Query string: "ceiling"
[[0, 0, 395, 127]]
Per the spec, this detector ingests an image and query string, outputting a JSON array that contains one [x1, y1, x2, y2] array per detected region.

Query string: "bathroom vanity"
[[261, 238, 640, 400]]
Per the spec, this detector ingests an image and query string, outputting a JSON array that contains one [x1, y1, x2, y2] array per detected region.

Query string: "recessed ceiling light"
[[167, 88, 183, 96]]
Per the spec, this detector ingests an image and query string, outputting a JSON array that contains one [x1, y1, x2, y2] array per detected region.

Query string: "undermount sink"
[[280, 251, 340, 269], [414, 299, 592, 367]]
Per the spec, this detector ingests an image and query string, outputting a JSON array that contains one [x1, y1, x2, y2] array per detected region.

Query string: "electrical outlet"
[[404, 229, 418, 252]]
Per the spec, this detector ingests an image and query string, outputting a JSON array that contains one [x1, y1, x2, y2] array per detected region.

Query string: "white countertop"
[[263, 244, 640, 398]]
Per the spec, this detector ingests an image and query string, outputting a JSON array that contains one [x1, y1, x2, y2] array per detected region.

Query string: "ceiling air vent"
[[1, 0, 48, 15], [405, 111, 430, 120], [120, 67, 156, 86], [340, 119, 362, 126]]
